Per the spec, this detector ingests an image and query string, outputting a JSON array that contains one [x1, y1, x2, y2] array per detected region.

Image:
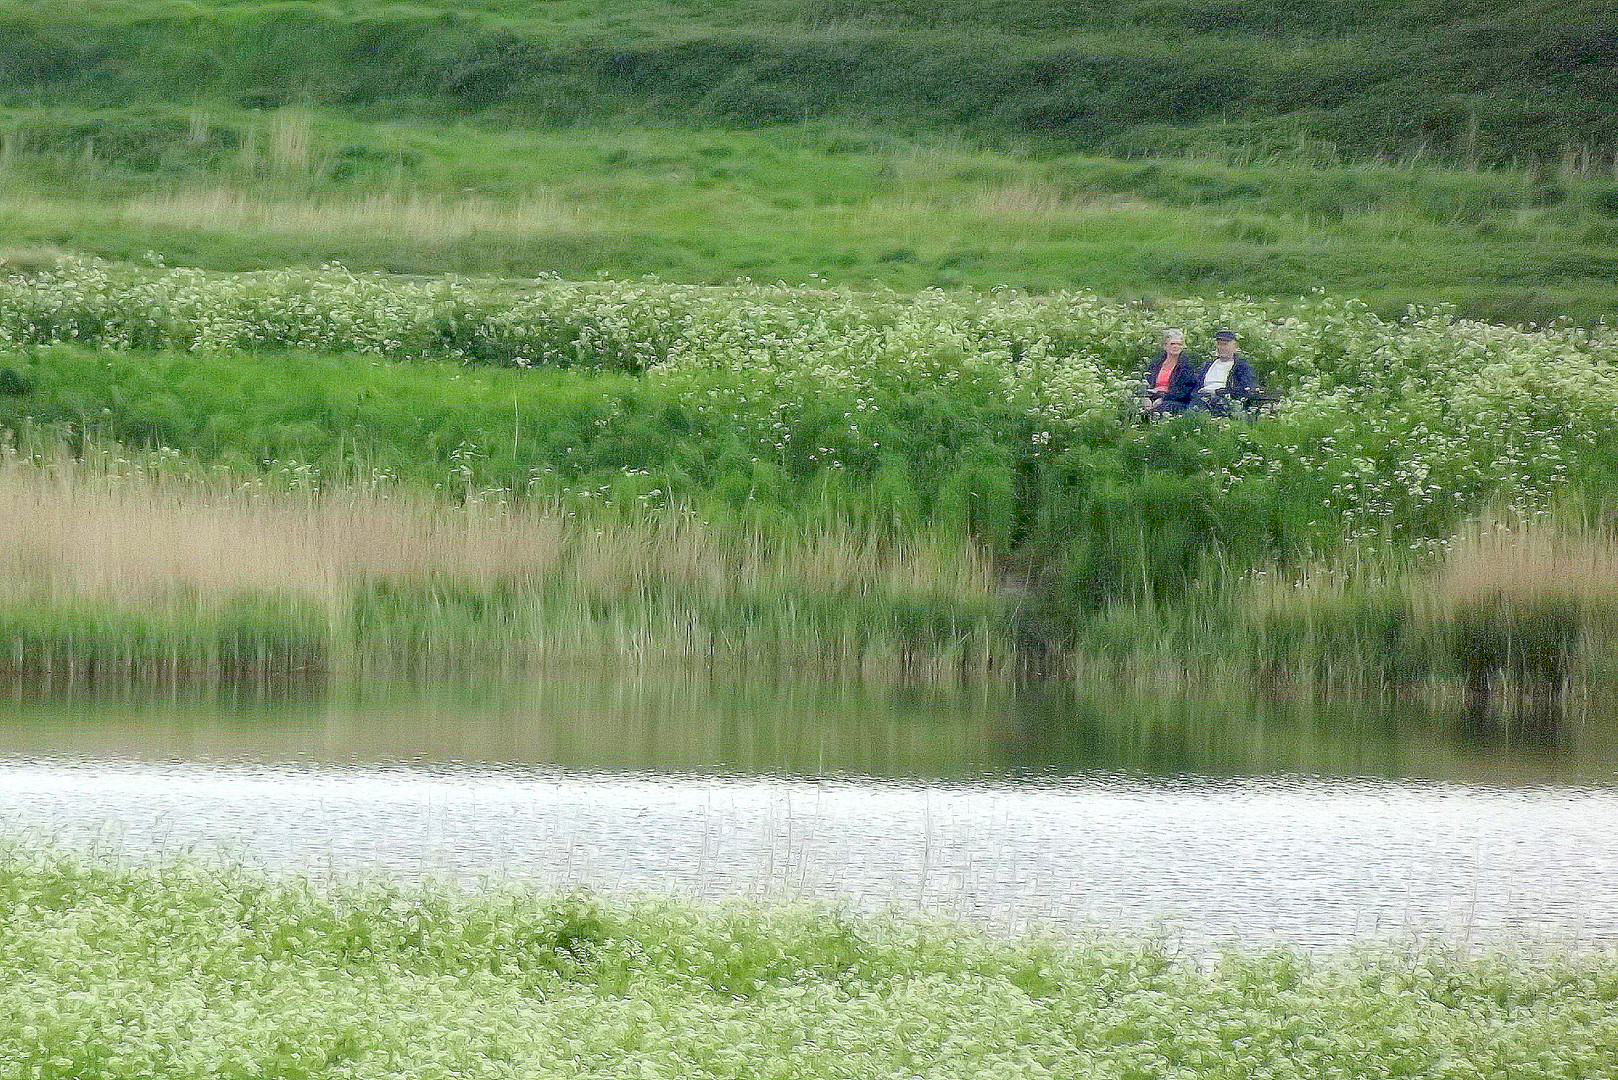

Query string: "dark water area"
[[3, 671, 1617, 952], [1, 670, 1612, 781]]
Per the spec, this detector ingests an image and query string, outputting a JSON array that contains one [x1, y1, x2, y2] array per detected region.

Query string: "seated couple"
[[1141, 328, 1256, 415]]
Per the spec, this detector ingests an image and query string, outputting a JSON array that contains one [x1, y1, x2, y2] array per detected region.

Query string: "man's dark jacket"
[[1195, 354, 1257, 413]]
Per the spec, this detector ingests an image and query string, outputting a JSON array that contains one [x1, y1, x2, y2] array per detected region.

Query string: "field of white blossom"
[[6, 258, 1615, 551], [3, 843, 1617, 1080]]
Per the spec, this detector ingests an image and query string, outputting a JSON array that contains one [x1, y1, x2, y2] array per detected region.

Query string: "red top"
[[1154, 359, 1176, 391]]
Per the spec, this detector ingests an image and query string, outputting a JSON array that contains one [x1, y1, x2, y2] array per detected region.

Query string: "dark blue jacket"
[[1143, 353, 1201, 413], [1193, 355, 1257, 412]]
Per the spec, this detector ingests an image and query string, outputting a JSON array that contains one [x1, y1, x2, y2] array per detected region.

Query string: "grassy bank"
[[2, 0, 1613, 328], [2, 264, 1617, 689], [2, 843, 1616, 1080], [6, 262, 1615, 586]]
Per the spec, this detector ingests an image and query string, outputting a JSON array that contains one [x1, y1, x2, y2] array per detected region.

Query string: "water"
[[3, 671, 1617, 953]]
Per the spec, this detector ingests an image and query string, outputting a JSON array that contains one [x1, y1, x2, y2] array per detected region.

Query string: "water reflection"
[[1, 671, 1617, 781], [0, 671, 1001, 777], [1010, 682, 1617, 782]]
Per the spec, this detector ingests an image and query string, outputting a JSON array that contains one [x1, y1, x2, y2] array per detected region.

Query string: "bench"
[[1236, 387, 1285, 416], [1134, 384, 1285, 420]]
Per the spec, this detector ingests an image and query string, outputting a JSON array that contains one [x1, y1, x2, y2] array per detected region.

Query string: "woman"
[[1141, 328, 1200, 414]]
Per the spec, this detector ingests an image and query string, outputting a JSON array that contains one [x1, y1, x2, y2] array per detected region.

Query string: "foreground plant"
[[1, 843, 1615, 1079]]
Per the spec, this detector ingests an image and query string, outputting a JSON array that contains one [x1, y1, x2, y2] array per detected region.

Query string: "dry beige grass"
[[1435, 520, 1618, 603], [0, 457, 997, 607], [567, 514, 997, 599], [864, 184, 1154, 221], [265, 109, 313, 172], [970, 184, 1154, 219], [0, 189, 579, 247], [0, 244, 74, 272], [1235, 518, 1618, 611], [0, 457, 1007, 680], [0, 460, 565, 604], [121, 189, 580, 242]]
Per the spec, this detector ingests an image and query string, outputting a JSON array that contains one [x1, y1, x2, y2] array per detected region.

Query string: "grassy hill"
[[2, 0, 1614, 164], [0, 0, 1614, 323]]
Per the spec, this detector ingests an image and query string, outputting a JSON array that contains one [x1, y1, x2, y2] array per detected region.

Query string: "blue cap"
[[1214, 329, 1237, 341]]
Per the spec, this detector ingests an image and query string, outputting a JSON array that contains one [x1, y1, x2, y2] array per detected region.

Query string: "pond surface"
[[3, 671, 1617, 953]]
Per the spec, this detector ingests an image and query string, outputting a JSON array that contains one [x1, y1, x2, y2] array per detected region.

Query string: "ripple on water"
[[3, 761, 1616, 952]]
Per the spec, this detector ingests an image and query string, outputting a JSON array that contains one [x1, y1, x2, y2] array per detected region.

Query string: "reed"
[[0, 597, 329, 697], [1433, 519, 1618, 706], [0, 453, 1007, 686], [0, 449, 566, 600], [6, 446, 1617, 700], [1215, 520, 1618, 707], [1435, 517, 1618, 605]]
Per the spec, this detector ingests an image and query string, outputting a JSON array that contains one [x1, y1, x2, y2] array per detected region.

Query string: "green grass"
[[2, 0, 1613, 167], [2, 0, 1613, 324], [0, 596, 329, 694], [0, 580, 1005, 690], [2, 108, 1617, 323], [344, 574, 1006, 678], [3, 842, 1618, 1079]]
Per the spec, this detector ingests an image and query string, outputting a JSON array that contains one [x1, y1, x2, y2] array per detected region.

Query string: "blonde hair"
[[1161, 328, 1185, 346]]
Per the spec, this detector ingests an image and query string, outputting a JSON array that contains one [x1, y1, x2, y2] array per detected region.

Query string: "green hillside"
[[2, 0, 1614, 165], [0, 1, 1614, 321]]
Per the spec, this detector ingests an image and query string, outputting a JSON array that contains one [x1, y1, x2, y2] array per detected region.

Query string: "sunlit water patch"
[[4, 761, 1616, 954]]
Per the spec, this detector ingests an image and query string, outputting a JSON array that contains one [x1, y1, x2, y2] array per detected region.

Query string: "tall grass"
[[11, 447, 1617, 701], [0, 451, 1008, 687], [0, 452, 566, 600], [1436, 520, 1618, 706], [1436, 517, 1618, 605], [1202, 520, 1618, 708], [118, 190, 581, 243]]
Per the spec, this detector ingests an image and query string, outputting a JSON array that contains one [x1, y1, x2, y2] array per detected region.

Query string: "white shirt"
[[1201, 357, 1234, 393]]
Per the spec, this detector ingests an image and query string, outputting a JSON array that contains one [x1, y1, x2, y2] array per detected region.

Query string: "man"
[[1194, 328, 1256, 414]]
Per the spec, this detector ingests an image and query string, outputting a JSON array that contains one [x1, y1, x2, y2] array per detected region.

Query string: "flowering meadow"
[[7, 258, 1616, 548], [3, 842, 1617, 1080], [3, 258, 1618, 681]]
